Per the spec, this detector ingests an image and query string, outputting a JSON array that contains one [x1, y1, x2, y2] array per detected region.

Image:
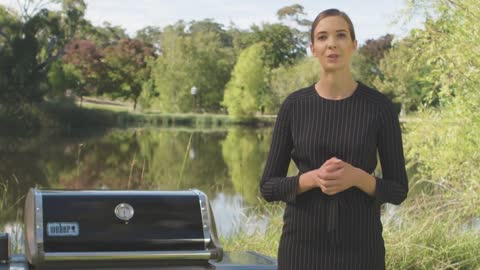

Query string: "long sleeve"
[[260, 97, 299, 203], [374, 99, 409, 205]]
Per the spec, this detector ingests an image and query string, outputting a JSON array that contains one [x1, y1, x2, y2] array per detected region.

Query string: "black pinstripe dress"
[[260, 82, 409, 270]]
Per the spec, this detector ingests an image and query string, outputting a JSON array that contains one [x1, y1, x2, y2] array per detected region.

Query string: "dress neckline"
[[311, 81, 361, 102]]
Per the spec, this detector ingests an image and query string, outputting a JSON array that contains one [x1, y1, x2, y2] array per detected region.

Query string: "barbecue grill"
[[0, 188, 277, 270]]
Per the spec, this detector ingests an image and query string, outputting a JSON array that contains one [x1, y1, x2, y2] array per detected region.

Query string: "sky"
[[0, 0, 424, 45]]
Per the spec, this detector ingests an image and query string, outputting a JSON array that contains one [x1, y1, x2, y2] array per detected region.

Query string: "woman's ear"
[[310, 43, 316, 56], [353, 40, 358, 50]]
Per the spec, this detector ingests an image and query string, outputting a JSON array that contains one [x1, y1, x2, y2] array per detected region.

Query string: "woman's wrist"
[[298, 173, 315, 194], [353, 168, 376, 197]]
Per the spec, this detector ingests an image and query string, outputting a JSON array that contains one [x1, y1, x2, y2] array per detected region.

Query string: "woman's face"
[[310, 16, 357, 73]]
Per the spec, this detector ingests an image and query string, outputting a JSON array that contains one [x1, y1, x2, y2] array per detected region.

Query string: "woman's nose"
[[327, 41, 337, 49], [327, 37, 337, 49]]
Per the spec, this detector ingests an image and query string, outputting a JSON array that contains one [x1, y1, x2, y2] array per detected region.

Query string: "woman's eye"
[[318, 36, 327, 41], [338, 33, 347, 38]]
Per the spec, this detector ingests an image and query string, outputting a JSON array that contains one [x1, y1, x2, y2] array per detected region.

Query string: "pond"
[[0, 127, 297, 252]]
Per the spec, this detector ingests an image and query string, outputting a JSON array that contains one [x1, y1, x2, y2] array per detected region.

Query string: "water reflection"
[[462, 216, 480, 232], [0, 127, 276, 250], [211, 193, 268, 237], [222, 128, 271, 205]]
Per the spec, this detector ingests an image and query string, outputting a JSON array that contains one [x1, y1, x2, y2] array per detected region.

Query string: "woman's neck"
[[316, 70, 357, 100]]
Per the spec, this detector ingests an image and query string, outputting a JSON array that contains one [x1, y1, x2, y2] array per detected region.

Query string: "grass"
[[221, 203, 284, 257], [222, 193, 480, 269], [79, 97, 277, 127], [0, 176, 22, 215], [0, 181, 10, 213], [1, 100, 277, 133], [82, 102, 132, 112], [0, 177, 25, 255]]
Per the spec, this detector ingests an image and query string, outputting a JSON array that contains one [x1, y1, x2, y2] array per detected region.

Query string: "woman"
[[260, 8, 409, 270]]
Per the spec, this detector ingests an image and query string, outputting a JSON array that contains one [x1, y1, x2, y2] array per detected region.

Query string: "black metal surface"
[[41, 192, 205, 252]]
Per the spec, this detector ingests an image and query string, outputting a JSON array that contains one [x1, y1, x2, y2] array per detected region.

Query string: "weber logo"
[[47, 222, 79, 236]]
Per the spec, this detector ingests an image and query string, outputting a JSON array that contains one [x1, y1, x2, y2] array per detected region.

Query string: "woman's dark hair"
[[310, 8, 356, 43]]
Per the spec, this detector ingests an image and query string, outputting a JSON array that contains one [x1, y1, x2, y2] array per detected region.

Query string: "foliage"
[[79, 21, 128, 47], [2, 2, 311, 116], [63, 39, 107, 101], [103, 39, 155, 110], [404, 108, 480, 193], [188, 19, 233, 48], [373, 27, 444, 112], [276, 4, 311, 47], [351, 34, 394, 88], [380, 3, 480, 267], [391, 0, 480, 192], [374, 0, 480, 113], [222, 43, 268, 119], [45, 60, 78, 101], [249, 23, 306, 69], [148, 20, 235, 112], [135, 26, 162, 52], [276, 4, 311, 27], [0, 0, 86, 110], [270, 57, 320, 105], [226, 26, 255, 58]]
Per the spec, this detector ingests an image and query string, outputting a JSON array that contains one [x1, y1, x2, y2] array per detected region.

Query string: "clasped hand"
[[301, 157, 358, 195]]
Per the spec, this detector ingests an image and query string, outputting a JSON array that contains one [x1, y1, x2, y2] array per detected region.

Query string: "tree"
[[79, 21, 128, 47], [276, 4, 312, 27], [63, 39, 107, 103], [103, 39, 155, 110], [147, 20, 235, 112], [380, 0, 480, 195], [227, 25, 255, 58], [351, 34, 394, 88], [146, 24, 192, 112], [270, 57, 320, 105], [276, 4, 311, 47], [0, 0, 86, 110], [250, 23, 306, 69], [226, 21, 307, 69], [0, 6, 21, 108], [222, 43, 267, 119], [189, 19, 232, 48], [45, 60, 78, 101], [135, 26, 162, 53]]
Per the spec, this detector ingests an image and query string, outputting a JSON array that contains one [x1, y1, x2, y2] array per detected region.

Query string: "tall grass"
[[223, 192, 480, 269], [0, 176, 23, 217], [384, 189, 480, 270], [0, 177, 25, 254], [221, 203, 283, 257]]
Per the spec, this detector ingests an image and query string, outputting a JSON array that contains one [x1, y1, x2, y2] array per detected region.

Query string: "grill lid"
[[24, 188, 222, 266]]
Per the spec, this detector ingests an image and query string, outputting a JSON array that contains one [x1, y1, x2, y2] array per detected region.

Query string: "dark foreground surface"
[[0, 251, 277, 270]]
